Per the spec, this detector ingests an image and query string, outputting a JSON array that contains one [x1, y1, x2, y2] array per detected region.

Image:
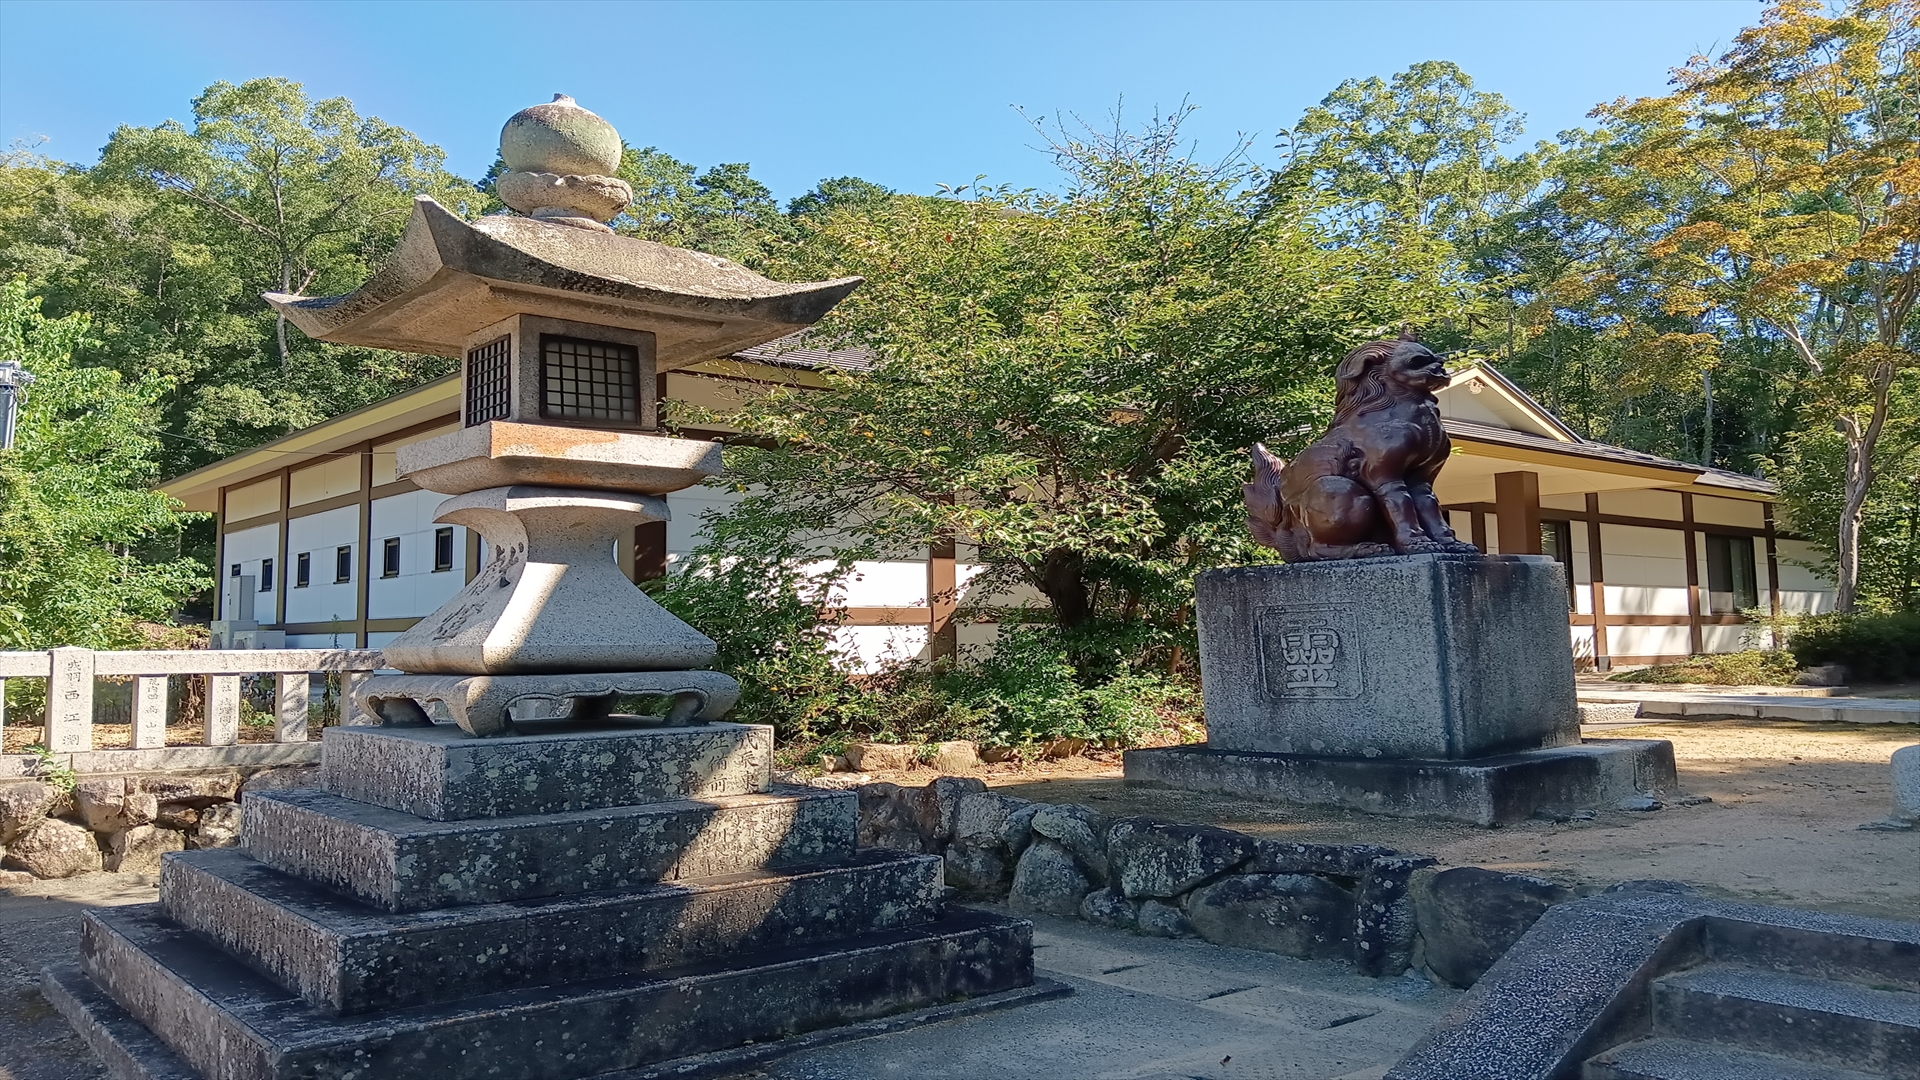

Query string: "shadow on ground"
[[0, 875, 156, 1080]]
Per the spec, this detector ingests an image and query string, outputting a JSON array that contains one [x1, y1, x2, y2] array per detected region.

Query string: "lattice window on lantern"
[[539, 334, 639, 423], [465, 336, 512, 426]]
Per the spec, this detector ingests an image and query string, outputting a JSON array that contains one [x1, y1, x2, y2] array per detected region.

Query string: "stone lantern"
[[46, 97, 1042, 1080], [264, 93, 861, 737]]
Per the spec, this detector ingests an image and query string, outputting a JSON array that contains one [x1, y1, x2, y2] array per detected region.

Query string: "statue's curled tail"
[[1245, 443, 1304, 562]]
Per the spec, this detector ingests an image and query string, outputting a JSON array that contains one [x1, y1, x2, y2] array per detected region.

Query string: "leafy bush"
[[1608, 649, 1800, 686], [937, 626, 1198, 752], [1791, 612, 1920, 683]]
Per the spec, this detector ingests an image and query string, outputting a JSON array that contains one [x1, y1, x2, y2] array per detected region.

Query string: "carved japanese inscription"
[[1257, 605, 1362, 700]]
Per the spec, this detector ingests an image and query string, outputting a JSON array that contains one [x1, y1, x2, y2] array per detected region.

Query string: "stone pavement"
[[1578, 686, 1920, 725], [0, 878, 1455, 1080]]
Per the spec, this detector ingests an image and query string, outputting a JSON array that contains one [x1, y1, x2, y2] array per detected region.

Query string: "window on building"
[[382, 537, 402, 578], [434, 526, 455, 572], [1540, 520, 1574, 600], [540, 334, 640, 423], [1706, 534, 1759, 614], [336, 546, 353, 583], [230, 563, 241, 578], [260, 558, 274, 592], [295, 552, 311, 588]]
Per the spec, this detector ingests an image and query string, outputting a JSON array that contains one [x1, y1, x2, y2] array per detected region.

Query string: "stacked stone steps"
[[1582, 914, 1920, 1080], [66, 903, 1029, 1080], [160, 846, 946, 1014], [45, 722, 1037, 1080]]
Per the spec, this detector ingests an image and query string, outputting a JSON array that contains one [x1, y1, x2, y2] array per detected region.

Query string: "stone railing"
[[0, 648, 385, 774]]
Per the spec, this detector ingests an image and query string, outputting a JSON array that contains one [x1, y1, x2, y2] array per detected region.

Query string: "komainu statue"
[[1246, 332, 1481, 561]]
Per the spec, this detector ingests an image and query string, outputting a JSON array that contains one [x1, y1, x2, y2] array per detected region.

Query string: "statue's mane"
[[1331, 336, 1433, 428]]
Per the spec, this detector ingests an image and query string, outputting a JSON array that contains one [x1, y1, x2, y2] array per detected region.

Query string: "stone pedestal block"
[[354, 669, 741, 738], [1196, 554, 1580, 760], [318, 722, 771, 819], [1124, 740, 1678, 827]]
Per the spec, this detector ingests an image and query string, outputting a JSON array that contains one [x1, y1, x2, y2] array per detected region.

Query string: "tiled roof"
[[1444, 418, 1775, 494]]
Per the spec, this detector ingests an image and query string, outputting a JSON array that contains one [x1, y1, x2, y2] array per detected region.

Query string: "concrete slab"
[[723, 907, 1460, 1080], [1578, 690, 1920, 726]]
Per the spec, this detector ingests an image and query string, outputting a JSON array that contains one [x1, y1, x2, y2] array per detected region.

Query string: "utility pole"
[[0, 359, 33, 450]]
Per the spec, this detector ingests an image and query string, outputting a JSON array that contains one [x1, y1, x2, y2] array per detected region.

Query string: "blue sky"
[[2, 0, 1760, 202]]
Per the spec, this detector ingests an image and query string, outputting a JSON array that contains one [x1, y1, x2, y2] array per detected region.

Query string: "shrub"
[[1790, 612, 1920, 683], [1608, 649, 1800, 686]]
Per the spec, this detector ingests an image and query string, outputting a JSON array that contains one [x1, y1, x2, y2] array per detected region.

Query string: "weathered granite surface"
[[1196, 555, 1580, 759], [242, 785, 855, 911], [161, 846, 944, 1015], [398, 421, 723, 497], [319, 722, 772, 820], [74, 902, 1032, 1080], [1124, 739, 1678, 827]]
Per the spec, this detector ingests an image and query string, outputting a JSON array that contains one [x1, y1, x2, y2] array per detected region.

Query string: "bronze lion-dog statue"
[[1246, 332, 1481, 561]]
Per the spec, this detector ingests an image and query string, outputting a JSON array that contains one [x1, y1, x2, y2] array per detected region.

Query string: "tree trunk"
[[1834, 362, 1895, 613], [1036, 548, 1091, 630]]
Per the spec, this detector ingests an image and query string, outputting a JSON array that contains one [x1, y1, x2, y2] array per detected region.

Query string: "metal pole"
[[0, 359, 34, 451]]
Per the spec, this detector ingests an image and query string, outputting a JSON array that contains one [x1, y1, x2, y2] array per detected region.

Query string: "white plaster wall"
[[1701, 625, 1752, 653], [1600, 524, 1690, 615], [1570, 625, 1596, 666], [665, 483, 749, 555], [285, 506, 360, 625], [831, 625, 931, 671], [371, 424, 458, 486], [287, 632, 357, 649], [1692, 495, 1765, 529], [225, 477, 281, 522], [289, 455, 359, 507], [1774, 538, 1838, 613], [218, 524, 280, 621], [368, 490, 467, 620], [817, 560, 929, 608], [1599, 489, 1684, 520], [1610, 623, 1691, 659], [366, 631, 406, 650]]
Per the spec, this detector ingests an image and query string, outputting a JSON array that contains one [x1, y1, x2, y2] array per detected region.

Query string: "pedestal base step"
[[242, 785, 854, 912], [162, 847, 945, 1015], [71, 903, 1034, 1080], [318, 722, 774, 820], [1123, 739, 1678, 826]]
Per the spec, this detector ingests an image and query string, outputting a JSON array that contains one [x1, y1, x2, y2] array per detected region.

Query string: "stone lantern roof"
[[263, 196, 861, 369]]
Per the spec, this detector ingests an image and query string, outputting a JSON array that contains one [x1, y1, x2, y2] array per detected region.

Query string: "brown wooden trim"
[[222, 508, 287, 535], [273, 465, 292, 626], [1572, 613, 1747, 627], [1681, 493, 1703, 655], [1764, 503, 1782, 618], [368, 478, 421, 501], [634, 521, 668, 581], [280, 620, 359, 637], [831, 606, 933, 626], [1606, 653, 1710, 667], [667, 368, 828, 390], [355, 441, 373, 647], [283, 489, 365, 521], [929, 533, 957, 662], [1444, 501, 1779, 539], [1495, 471, 1543, 555], [1585, 492, 1610, 671], [366, 617, 419, 634], [1470, 509, 1488, 552]]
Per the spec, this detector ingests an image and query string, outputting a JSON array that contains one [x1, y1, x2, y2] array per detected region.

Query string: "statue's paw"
[[1401, 539, 1449, 555], [1440, 539, 1482, 554], [1351, 542, 1396, 558]]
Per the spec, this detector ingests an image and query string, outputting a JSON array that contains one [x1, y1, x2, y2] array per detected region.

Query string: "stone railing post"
[[47, 646, 95, 752], [205, 675, 241, 746], [276, 673, 309, 742], [132, 676, 168, 749]]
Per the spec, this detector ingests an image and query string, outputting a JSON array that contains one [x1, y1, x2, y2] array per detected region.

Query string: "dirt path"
[[858, 720, 1919, 922]]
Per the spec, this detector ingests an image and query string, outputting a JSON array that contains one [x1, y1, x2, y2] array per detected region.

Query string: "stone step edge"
[[316, 721, 774, 821], [80, 903, 1033, 1080], [160, 847, 947, 1015], [1702, 914, 1920, 994], [241, 784, 855, 912], [43, 960, 1070, 1080], [1653, 965, 1920, 1074], [1584, 1036, 1885, 1080]]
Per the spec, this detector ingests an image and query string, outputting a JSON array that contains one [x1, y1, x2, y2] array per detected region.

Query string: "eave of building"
[[1440, 419, 1775, 505]]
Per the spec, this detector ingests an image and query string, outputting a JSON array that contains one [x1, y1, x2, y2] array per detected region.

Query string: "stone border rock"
[[843, 776, 1680, 989], [0, 764, 316, 884]]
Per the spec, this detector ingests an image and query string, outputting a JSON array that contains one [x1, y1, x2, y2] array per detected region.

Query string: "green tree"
[[0, 79, 479, 473], [1541, 0, 1919, 610], [0, 279, 206, 650], [716, 111, 1475, 677], [614, 148, 790, 268]]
